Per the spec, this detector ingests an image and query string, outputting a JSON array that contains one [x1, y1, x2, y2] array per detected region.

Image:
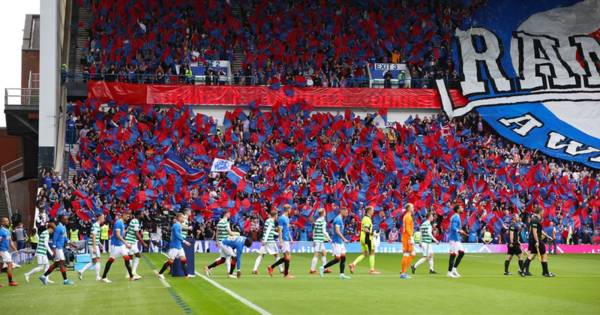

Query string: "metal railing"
[[0, 158, 23, 220], [63, 72, 457, 89], [4, 88, 39, 106]]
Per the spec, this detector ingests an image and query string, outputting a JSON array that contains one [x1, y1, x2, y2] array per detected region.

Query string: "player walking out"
[[504, 213, 524, 276], [25, 223, 55, 283], [521, 207, 555, 277], [222, 235, 254, 278], [78, 214, 105, 280], [125, 212, 147, 279], [205, 210, 236, 276], [349, 206, 379, 275], [253, 210, 282, 274], [320, 208, 351, 280], [448, 205, 468, 278], [40, 215, 73, 285], [412, 211, 439, 274], [101, 212, 135, 283], [158, 212, 192, 279], [0, 217, 18, 286], [310, 208, 330, 274], [400, 203, 416, 279], [269, 204, 294, 279]]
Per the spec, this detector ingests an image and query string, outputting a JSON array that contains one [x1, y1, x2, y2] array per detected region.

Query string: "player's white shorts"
[[54, 249, 66, 262], [280, 241, 291, 253], [167, 248, 186, 260], [88, 245, 101, 258], [127, 242, 140, 255], [110, 245, 129, 258], [0, 251, 12, 263], [313, 242, 326, 253], [36, 254, 49, 265], [259, 242, 278, 255], [331, 243, 346, 257], [218, 243, 234, 258], [449, 241, 464, 254], [421, 243, 434, 256]]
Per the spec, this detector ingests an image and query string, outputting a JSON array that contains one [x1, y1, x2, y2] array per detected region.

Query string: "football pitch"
[[1, 253, 599, 315]]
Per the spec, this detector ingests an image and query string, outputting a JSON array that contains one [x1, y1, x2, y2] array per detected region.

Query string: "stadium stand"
[[77, 0, 483, 87], [35, 100, 600, 246]]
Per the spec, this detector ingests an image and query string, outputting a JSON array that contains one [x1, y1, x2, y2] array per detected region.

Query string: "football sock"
[[124, 258, 133, 278], [518, 260, 524, 271], [44, 262, 57, 276], [252, 255, 262, 272], [448, 254, 456, 272], [229, 259, 236, 275], [81, 262, 93, 273], [132, 256, 140, 275], [454, 251, 464, 268], [60, 264, 67, 280], [504, 260, 510, 273], [180, 259, 188, 276], [271, 257, 285, 268], [414, 257, 426, 269], [340, 255, 346, 274], [158, 261, 172, 275], [284, 258, 290, 276], [428, 257, 434, 270], [323, 258, 340, 269], [26, 266, 44, 276], [95, 262, 101, 278], [352, 254, 365, 266], [523, 258, 531, 272], [207, 257, 226, 269], [369, 255, 375, 270], [102, 258, 115, 278], [311, 256, 318, 271], [321, 255, 327, 267], [541, 261, 549, 274]]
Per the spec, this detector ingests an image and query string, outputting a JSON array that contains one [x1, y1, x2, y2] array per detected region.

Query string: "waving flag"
[[227, 166, 253, 194], [211, 158, 234, 173], [163, 150, 204, 184]]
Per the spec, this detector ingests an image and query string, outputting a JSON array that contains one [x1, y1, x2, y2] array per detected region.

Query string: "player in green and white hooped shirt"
[[310, 208, 331, 273], [204, 210, 236, 277], [252, 210, 282, 274], [411, 212, 440, 274], [24, 223, 55, 283], [78, 214, 105, 280], [125, 212, 147, 279]]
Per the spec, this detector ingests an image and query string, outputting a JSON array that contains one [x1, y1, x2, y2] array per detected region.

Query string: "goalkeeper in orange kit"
[[400, 203, 416, 279]]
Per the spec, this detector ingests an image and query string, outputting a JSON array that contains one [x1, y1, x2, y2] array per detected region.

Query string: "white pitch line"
[[196, 272, 272, 315], [153, 269, 171, 288]]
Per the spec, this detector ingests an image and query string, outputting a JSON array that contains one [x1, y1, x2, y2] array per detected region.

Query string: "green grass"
[[1, 253, 599, 315]]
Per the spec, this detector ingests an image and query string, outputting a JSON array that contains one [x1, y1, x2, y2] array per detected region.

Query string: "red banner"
[[87, 81, 467, 109]]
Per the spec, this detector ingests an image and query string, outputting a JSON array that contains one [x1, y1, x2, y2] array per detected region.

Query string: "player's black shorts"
[[528, 242, 546, 255], [507, 243, 522, 255]]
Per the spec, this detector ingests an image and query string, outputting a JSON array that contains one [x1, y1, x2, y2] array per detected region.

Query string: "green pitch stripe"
[[142, 255, 193, 314]]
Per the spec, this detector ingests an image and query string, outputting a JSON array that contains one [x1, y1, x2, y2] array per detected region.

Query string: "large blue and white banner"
[[437, 0, 600, 169]]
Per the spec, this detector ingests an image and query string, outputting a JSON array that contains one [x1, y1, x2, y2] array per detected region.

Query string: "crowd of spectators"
[[34, 98, 600, 248], [78, 0, 483, 87]]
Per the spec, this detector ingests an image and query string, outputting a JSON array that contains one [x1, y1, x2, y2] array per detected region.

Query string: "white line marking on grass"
[[196, 272, 272, 315], [154, 269, 171, 288]]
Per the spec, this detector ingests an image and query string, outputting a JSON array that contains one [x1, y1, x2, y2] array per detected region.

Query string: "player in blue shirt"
[[268, 205, 294, 279], [40, 215, 73, 285], [448, 205, 468, 278], [158, 212, 192, 279], [101, 212, 135, 283], [320, 208, 351, 279], [222, 235, 253, 278], [0, 217, 18, 286]]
